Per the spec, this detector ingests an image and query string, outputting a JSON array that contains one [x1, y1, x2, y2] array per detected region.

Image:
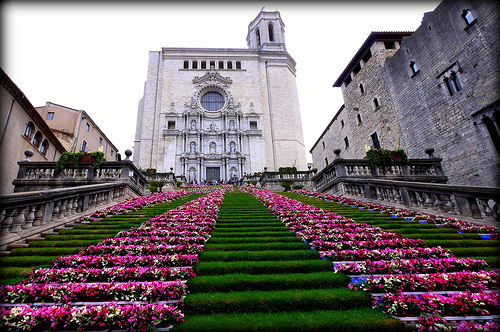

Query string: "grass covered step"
[[424, 239, 500, 248], [9, 247, 83, 256], [0, 256, 58, 267], [209, 231, 296, 238], [198, 250, 320, 262], [182, 288, 371, 315], [208, 237, 301, 244], [450, 247, 500, 257], [193, 259, 333, 276], [71, 223, 142, 229], [214, 222, 288, 228], [57, 229, 120, 235], [43, 234, 112, 241], [27, 240, 102, 248], [204, 242, 311, 252], [186, 271, 351, 293], [172, 308, 405, 332], [404, 233, 481, 240]]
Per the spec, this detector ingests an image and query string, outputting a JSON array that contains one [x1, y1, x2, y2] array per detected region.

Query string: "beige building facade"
[[0, 69, 66, 195], [36, 102, 118, 161], [134, 10, 307, 182]]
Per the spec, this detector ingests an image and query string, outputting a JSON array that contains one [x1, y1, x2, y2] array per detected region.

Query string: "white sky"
[[2, 1, 440, 163]]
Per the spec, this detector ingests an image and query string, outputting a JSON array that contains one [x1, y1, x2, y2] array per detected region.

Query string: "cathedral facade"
[[133, 10, 307, 182]]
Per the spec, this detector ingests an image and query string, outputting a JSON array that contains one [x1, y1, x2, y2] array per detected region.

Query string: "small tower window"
[[192, 61, 198, 69], [47, 112, 54, 120], [218, 61, 224, 69], [268, 23, 274, 42], [322, 141, 325, 150], [353, 63, 361, 75], [462, 9, 475, 25], [249, 121, 258, 129], [362, 50, 372, 63], [236, 62, 241, 69], [410, 61, 419, 74], [384, 41, 396, 49], [359, 83, 365, 94], [183, 61, 189, 69], [371, 132, 381, 149], [344, 75, 352, 87], [340, 119, 345, 128], [344, 136, 349, 149], [256, 28, 261, 46], [325, 157, 328, 166], [201, 61, 207, 69], [227, 62, 233, 69], [86, 123, 90, 131], [482, 111, 500, 153], [356, 113, 363, 125], [167, 121, 176, 129], [444, 71, 462, 96], [210, 61, 215, 69], [373, 98, 380, 109], [81, 140, 88, 152], [99, 137, 103, 145]]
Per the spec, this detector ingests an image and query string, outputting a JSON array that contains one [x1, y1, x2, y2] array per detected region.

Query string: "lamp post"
[[71, 114, 87, 152]]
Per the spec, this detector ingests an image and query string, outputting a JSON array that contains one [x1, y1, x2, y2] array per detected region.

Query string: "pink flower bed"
[[83, 243, 204, 256], [324, 247, 454, 262]]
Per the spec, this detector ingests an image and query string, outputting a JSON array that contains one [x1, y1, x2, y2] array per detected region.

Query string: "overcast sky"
[[2, 1, 440, 164]]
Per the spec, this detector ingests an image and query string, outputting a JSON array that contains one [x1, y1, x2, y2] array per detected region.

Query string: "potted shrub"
[[57, 151, 105, 171], [281, 180, 294, 192], [366, 148, 408, 168]]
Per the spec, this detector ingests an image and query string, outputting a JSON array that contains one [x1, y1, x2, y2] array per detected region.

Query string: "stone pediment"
[[193, 70, 232, 86]]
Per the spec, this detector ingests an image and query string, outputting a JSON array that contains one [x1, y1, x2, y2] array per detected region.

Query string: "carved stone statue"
[[209, 142, 216, 154], [190, 142, 196, 153], [189, 168, 196, 181], [229, 120, 235, 130], [229, 142, 236, 153], [190, 120, 196, 130]]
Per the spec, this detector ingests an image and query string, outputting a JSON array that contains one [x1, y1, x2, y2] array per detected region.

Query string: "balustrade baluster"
[[52, 201, 61, 219], [33, 205, 44, 226], [11, 207, 27, 233], [22, 205, 36, 229], [442, 195, 456, 214], [394, 189, 402, 204], [0, 209, 15, 235], [64, 199, 72, 217], [433, 194, 444, 211]]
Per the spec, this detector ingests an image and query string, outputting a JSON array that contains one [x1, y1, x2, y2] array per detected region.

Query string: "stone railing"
[[13, 157, 147, 195], [258, 170, 315, 191], [312, 157, 499, 223], [0, 182, 138, 250]]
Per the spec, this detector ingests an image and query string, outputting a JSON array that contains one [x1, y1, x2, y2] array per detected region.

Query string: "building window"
[[256, 28, 261, 46], [340, 119, 345, 128], [325, 157, 328, 166], [201, 61, 207, 69], [462, 9, 475, 25], [268, 23, 274, 42], [227, 62, 233, 69], [183, 61, 189, 69], [111, 150, 114, 157], [24, 122, 35, 139], [384, 41, 396, 49], [322, 141, 325, 150], [444, 71, 462, 96], [167, 121, 176, 129], [99, 137, 103, 145], [344, 75, 352, 87], [85, 123, 90, 131], [356, 113, 363, 125], [192, 61, 198, 69], [81, 140, 88, 152], [373, 98, 380, 109], [236, 62, 241, 69], [218, 61, 224, 69], [209, 61, 215, 69], [362, 50, 372, 63], [482, 111, 500, 153], [40, 139, 49, 155], [33, 131, 42, 148], [410, 61, 419, 74], [353, 63, 361, 75], [344, 136, 349, 149], [249, 121, 258, 129], [47, 112, 54, 120], [359, 83, 365, 94], [201, 92, 225, 112], [371, 132, 381, 149]]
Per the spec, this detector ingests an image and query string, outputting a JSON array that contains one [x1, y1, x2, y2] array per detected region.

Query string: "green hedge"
[[186, 272, 351, 293], [182, 288, 371, 315], [194, 260, 333, 276], [425, 239, 500, 248], [214, 226, 288, 232], [43, 235, 112, 241], [172, 308, 405, 332], [209, 231, 296, 238], [450, 247, 500, 257], [405, 233, 481, 240], [208, 237, 300, 245], [28, 240, 102, 248], [198, 250, 320, 262], [0, 256, 58, 267], [57, 229, 120, 235], [9, 247, 83, 256], [72, 223, 142, 229], [382, 228, 458, 234], [204, 242, 311, 252]]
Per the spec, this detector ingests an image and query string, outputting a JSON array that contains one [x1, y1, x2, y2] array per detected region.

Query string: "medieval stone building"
[[310, 0, 499, 187], [133, 10, 307, 182]]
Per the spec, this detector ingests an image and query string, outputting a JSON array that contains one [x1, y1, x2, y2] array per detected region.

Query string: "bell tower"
[[246, 10, 286, 52]]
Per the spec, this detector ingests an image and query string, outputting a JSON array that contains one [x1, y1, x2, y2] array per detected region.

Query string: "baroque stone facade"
[[311, 0, 499, 188], [134, 10, 307, 182]]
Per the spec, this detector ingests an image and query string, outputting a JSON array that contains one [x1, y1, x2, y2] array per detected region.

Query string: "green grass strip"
[[208, 237, 300, 244], [213, 226, 288, 232], [450, 247, 500, 257], [186, 271, 351, 293], [198, 250, 320, 262], [425, 239, 500, 247], [405, 233, 481, 240], [182, 288, 371, 315], [193, 260, 333, 276], [204, 242, 311, 252], [9, 247, 83, 256], [172, 308, 406, 332], [0, 256, 58, 267], [57, 229, 121, 235], [43, 234, 112, 241], [27, 240, 102, 248], [209, 231, 295, 238]]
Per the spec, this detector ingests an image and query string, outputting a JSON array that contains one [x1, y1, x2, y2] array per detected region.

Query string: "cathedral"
[[133, 10, 307, 182]]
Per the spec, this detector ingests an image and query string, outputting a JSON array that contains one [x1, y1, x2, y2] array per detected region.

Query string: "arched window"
[[200, 92, 225, 112], [268, 23, 274, 42], [33, 131, 43, 148], [40, 139, 49, 155], [256, 28, 261, 46], [24, 122, 35, 139]]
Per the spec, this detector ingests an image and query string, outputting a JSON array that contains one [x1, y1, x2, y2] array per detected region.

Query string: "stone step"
[[25, 236, 43, 243], [41, 230, 57, 236], [7, 242, 29, 249], [0, 251, 10, 257]]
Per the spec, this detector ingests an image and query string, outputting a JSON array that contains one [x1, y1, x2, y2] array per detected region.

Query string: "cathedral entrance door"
[[206, 167, 220, 182]]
